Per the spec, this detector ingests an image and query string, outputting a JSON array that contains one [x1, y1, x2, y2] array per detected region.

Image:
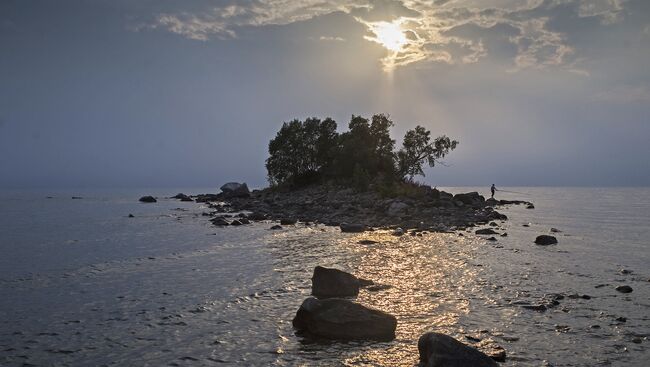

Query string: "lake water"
[[0, 187, 648, 366]]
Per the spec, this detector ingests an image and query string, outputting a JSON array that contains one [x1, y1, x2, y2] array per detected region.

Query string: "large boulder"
[[534, 235, 558, 245], [312, 266, 360, 298], [139, 196, 157, 203], [453, 192, 485, 206], [340, 223, 366, 233], [418, 332, 498, 367], [219, 182, 250, 198], [292, 297, 396, 341]]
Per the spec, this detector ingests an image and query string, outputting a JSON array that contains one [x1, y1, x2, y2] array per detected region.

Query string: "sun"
[[368, 20, 408, 52]]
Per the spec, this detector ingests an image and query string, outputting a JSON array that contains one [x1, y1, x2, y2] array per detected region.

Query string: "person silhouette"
[[491, 184, 497, 199]]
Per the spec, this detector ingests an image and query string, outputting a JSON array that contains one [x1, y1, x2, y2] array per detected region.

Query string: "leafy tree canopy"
[[265, 114, 458, 188]]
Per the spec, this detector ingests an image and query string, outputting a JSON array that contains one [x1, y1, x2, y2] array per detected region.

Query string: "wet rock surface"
[[292, 297, 397, 341], [418, 332, 498, 367], [311, 266, 360, 298]]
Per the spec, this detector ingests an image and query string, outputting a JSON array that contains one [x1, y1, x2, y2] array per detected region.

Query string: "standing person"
[[491, 184, 497, 199]]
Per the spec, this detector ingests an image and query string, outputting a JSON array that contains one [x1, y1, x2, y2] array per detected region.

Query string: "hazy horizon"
[[1, 0, 649, 189]]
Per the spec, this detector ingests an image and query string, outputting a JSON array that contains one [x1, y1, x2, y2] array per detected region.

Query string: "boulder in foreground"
[[418, 332, 498, 367], [312, 266, 360, 298], [139, 196, 157, 203], [534, 235, 558, 245], [292, 297, 396, 341]]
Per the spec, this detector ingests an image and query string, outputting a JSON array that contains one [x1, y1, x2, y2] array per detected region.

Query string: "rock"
[[550, 228, 561, 233], [280, 218, 297, 225], [248, 212, 267, 221], [475, 228, 498, 235], [489, 222, 498, 227], [615, 285, 633, 293], [340, 223, 366, 233], [211, 218, 229, 226], [454, 192, 485, 206], [485, 198, 498, 206], [239, 218, 250, 224], [219, 182, 250, 198], [418, 332, 498, 367], [392, 228, 405, 236], [172, 193, 192, 201], [487, 237, 497, 241], [312, 266, 360, 298], [526, 203, 535, 209], [500, 233, 508, 237], [534, 235, 558, 245], [230, 219, 243, 226], [269, 225, 283, 230], [387, 201, 409, 216], [127, 214, 134, 218], [292, 297, 396, 341], [139, 196, 157, 203]]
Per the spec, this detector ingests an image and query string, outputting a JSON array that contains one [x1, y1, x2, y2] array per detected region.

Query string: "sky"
[[1, 0, 649, 189]]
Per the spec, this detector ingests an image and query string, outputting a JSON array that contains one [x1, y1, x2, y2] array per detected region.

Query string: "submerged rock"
[[269, 224, 283, 230], [139, 196, 157, 203], [418, 332, 498, 367], [535, 235, 558, 245], [312, 266, 360, 298], [280, 218, 297, 225], [292, 297, 396, 341]]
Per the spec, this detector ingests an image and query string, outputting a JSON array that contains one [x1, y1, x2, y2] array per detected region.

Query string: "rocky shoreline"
[[187, 182, 533, 231]]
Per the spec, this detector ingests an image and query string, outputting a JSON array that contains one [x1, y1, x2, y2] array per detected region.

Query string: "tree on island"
[[265, 114, 458, 189]]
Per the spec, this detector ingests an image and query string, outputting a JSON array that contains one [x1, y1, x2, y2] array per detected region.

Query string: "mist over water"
[[0, 187, 648, 366]]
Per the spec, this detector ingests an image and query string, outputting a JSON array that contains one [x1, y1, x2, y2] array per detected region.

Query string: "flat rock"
[[418, 332, 498, 367], [292, 297, 396, 341]]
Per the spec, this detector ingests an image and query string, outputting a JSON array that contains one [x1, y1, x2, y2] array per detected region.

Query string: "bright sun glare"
[[370, 21, 408, 52]]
